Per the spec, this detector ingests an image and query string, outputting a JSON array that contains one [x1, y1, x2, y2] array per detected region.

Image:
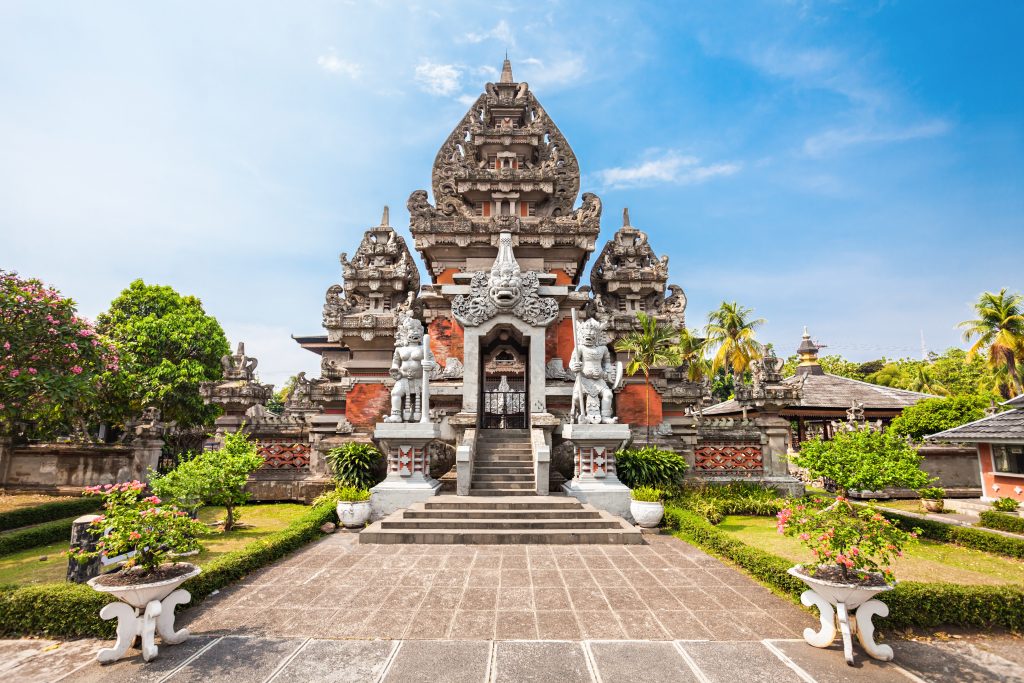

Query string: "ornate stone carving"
[[545, 359, 575, 381], [735, 347, 801, 412], [384, 315, 436, 423], [569, 315, 623, 424], [220, 342, 258, 381], [200, 342, 273, 417], [431, 357, 464, 380], [451, 232, 557, 327]]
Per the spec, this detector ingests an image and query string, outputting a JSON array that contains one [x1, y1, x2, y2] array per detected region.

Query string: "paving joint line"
[[761, 639, 818, 683], [155, 635, 224, 683], [374, 639, 402, 683], [262, 636, 310, 683], [485, 638, 497, 683], [580, 640, 603, 683], [672, 640, 713, 683]]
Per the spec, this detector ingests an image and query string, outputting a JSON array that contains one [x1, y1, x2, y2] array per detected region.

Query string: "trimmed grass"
[[0, 494, 74, 514], [0, 503, 308, 587], [875, 499, 953, 515], [719, 514, 1024, 587]]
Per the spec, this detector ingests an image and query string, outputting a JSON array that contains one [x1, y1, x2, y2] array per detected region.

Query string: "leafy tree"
[[97, 280, 230, 430], [0, 270, 118, 438], [789, 423, 931, 496], [958, 288, 1024, 398], [928, 348, 991, 397], [889, 395, 990, 441], [188, 430, 264, 531], [149, 452, 208, 516], [709, 367, 736, 403], [907, 364, 948, 395], [614, 312, 682, 443], [705, 301, 764, 381], [674, 328, 709, 382]]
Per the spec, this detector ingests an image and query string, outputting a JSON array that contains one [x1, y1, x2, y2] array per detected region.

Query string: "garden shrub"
[[0, 497, 101, 532], [663, 504, 1024, 631], [882, 509, 1024, 559], [325, 442, 385, 490], [630, 486, 665, 502], [993, 497, 1021, 512], [889, 395, 989, 442], [0, 518, 76, 557], [979, 510, 1024, 535], [0, 498, 337, 638], [615, 446, 688, 490], [673, 481, 788, 523]]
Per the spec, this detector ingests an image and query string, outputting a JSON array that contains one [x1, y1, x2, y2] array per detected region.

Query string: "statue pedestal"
[[371, 422, 442, 519], [561, 423, 633, 521]]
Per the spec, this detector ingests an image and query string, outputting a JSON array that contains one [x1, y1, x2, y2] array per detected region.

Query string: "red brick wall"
[[546, 318, 575, 364], [979, 443, 1024, 502], [551, 269, 573, 286], [436, 268, 460, 284], [617, 382, 662, 426], [345, 383, 391, 431], [428, 317, 464, 366]]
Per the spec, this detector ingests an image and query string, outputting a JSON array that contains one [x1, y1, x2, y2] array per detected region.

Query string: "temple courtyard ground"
[[3, 533, 1021, 682]]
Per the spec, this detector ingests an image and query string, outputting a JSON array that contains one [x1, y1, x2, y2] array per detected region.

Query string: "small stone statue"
[[569, 314, 621, 424], [385, 315, 435, 423]]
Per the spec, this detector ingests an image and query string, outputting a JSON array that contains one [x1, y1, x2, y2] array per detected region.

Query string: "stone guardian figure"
[[569, 312, 621, 424], [385, 315, 435, 423]]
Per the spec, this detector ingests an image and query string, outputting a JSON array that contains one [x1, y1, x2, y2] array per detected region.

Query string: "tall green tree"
[[958, 288, 1024, 398], [614, 312, 682, 443], [675, 328, 709, 382], [97, 280, 230, 431], [705, 301, 765, 381], [907, 364, 948, 396]]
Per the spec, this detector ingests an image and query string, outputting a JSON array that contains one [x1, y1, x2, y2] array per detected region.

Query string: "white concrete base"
[[562, 479, 633, 522], [370, 476, 442, 520]]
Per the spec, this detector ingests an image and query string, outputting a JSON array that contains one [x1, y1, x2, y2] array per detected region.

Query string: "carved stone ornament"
[[220, 342, 258, 381], [451, 232, 557, 327], [569, 314, 623, 424], [384, 315, 436, 423], [431, 357, 465, 380]]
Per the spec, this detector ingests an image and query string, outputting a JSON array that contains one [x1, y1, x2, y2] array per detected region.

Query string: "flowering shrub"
[[68, 481, 206, 575], [0, 270, 118, 437], [777, 497, 918, 584]]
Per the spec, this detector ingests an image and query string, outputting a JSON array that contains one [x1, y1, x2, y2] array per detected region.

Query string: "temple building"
[[199, 60, 806, 536]]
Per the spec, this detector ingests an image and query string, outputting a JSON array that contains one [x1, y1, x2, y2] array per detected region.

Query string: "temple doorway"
[[479, 327, 528, 429]]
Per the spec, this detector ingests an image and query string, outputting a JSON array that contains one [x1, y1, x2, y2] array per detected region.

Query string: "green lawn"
[[718, 514, 1024, 586], [0, 503, 308, 587]]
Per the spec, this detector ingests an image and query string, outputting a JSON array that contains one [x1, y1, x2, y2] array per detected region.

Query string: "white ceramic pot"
[[922, 499, 944, 513], [88, 563, 201, 609], [630, 500, 665, 528], [787, 564, 892, 609], [337, 500, 372, 528]]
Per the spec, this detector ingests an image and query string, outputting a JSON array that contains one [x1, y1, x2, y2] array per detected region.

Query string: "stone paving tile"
[[771, 640, 919, 683], [63, 636, 216, 683], [165, 635, 303, 683], [383, 640, 491, 683], [894, 639, 1023, 682], [449, 610, 496, 639], [536, 610, 582, 640], [589, 641, 700, 683], [406, 608, 456, 639], [576, 610, 627, 639], [681, 641, 805, 683], [270, 639, 395, 683], [495, 610, 539, 639], [493, 641, 590, 683]]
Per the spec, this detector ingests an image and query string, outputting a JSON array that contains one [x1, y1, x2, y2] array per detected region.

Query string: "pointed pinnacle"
[[500, 56, 513, 84], [381, 205, 389, 226]]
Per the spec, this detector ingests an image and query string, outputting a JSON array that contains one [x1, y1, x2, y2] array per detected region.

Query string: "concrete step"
[[476, 445, 532, 453], [468, 489, 537, 497], [360, 525, 643, 545], [475, 457, 533, 465], [381, 518, 623, 530], [471, 481, 534, 490], [404, 509, 602, 520], [472, 473, 534, 482], [423, 496, 583, 510], [472, 465, 534, 475]]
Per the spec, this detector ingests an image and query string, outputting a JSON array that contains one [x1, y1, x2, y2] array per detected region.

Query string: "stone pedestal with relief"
[[560, 422, 633, 521], [370, 422, 442, 519]]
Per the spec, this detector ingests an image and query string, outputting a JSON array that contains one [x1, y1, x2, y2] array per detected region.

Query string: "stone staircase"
[[470, 428, 535, 497], [359, 495, 642, 544]]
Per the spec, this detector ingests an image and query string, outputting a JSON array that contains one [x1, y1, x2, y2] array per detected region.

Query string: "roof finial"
[[500, 56, 514, 84], [381, 205, 389, 226], [802, 325, 809, 339], [623, 207, 630, 226]]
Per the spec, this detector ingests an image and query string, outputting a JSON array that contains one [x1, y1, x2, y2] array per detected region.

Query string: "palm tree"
[[675, 328, 710, 382], [958, 289, 1024, 398], [705, 301, 765, 382], [908, 364, 948, 396], [614, 311, 682, 443]]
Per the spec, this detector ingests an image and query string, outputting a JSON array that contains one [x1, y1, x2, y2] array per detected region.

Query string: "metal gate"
[[482, 374, 527, 429]]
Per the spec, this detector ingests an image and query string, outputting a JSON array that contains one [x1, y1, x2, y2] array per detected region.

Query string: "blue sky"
[[2, 1, 1021, 386]]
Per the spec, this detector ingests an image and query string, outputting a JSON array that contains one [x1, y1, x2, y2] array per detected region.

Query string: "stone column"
[[371, 422, 442, 519], [130, 436, 164, 482], [67, 514, 102, 583], [0, 436, 13, 489], [561, 422, 633, 520]]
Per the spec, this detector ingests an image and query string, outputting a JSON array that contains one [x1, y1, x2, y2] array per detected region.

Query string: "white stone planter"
[[922, 499, 944, 513], [337, 500, 372, 528], [787, 564, 894, 666], [88, 562, 200, 663], [630, 500, 664, 528]]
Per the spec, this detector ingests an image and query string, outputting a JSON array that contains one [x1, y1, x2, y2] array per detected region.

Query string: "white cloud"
[[475, 65, 499, 80], [595, 150, 742, 189], [803, 119, 951, 157], [316, 51, 361, 78], [462, 19, 515, 46], [415, 61, 462, 96], [456, 94, 478, 106], [519, 56, 585, 88]]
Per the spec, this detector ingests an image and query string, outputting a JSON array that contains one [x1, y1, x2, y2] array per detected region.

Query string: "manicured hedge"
[[0, 518, 76, 557], [978, 510, 1024, 536], [0, 498, 101, 532], [0, 499, 337, 638], [663, 505, 1024, 632], [881, 509, 1024, 559]]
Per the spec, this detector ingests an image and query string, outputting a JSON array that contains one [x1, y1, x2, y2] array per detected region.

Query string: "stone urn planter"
[[922, 498, 944, 513], [337, 500, 372, 529], [88, 562, 200, 663], [630, 500, 665, 528], [787, 564, 894, 666]]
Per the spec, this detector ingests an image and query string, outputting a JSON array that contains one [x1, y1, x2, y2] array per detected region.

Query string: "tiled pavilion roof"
[[925, 397, 1024, 443]]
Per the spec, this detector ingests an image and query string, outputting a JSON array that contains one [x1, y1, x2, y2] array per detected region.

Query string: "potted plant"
[[918, 486, 945, 513], [630, 486, 665, 528], [335, 485, 372, 528], [70, 481, 207, 662]]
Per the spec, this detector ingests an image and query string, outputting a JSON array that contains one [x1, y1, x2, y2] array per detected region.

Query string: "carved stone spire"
[[500, 56, 514, 83], [623, 207, 630, 227], [381, 205, 389, 226]]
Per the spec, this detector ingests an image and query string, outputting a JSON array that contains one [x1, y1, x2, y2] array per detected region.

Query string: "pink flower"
[[70, 365, 83, 374], [129, 531, 141, 540], [2, 342, 9, 350], [9, 369, 19, 378], [850, 547, 860, 556], [27, 367, 36, 375], [144, 495, 161, 505]]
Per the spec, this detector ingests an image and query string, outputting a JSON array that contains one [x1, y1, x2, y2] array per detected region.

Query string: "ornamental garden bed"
[[0, 503, 309, 587]]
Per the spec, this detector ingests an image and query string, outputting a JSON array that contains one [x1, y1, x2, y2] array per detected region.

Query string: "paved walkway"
[[3, 532, 1021, 681]]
